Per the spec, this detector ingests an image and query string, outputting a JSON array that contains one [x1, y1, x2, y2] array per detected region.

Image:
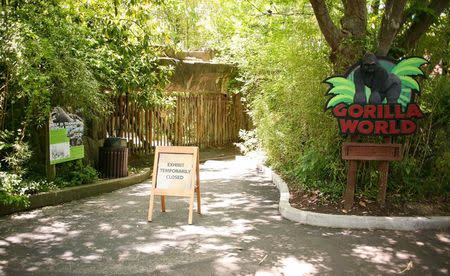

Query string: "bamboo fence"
[[105, 93, 250, 154]]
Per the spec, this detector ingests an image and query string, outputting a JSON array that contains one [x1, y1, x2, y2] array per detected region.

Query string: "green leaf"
[[324, 77, 355, 90], [398, 94, 411, 108], [395, 57, 428, 69], [399, 76, 420, 91], [391, 66, 424, 76], [399, 94, 411, 102], [327, 86, 355, 97], [400, 88, 411, 97], [326, 95, 353, 109], [399, 87, 412, 107]]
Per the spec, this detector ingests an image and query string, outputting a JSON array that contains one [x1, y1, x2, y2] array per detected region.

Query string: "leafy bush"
[[388, 76, 450, 199], [220, 10, 348, 201], [0, 130, 30, 174], [0, 129, 97, 206], [0, 130, 51, 206], [0, 130, 29, 205], [53, 160, 98, 188]]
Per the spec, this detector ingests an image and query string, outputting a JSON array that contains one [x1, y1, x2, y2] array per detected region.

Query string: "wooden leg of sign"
[[196, 186, 201, 214], [343, 160, 358, 210], [377, 161, 389, 206], [148, 193, 155, 222], [196, 153, 201, 214], [161, 195, 166, 212], [188, 193, 195, 225]]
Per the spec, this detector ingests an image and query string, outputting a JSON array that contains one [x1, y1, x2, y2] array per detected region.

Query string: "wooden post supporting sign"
[[148, 146, 201, 224], [341, 141, 402, 210]]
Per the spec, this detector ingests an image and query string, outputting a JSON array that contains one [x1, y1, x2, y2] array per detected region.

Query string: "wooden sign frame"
[[148, 146, 201, 224], [341, 139, 403, 210]]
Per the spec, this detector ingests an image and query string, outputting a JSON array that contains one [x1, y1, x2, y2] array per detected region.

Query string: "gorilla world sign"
[[324, 53, 427, 136], [332, 103, 424, 135]]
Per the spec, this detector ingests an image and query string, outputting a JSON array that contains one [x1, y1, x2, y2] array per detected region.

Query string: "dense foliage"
[[0, 0, 172, 206], [218, 1, 347, 200], [185, 0, 450, 202], [0, 0, 448, 207]]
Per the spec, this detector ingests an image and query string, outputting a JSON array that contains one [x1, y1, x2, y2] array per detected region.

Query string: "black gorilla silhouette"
[[353, 53, 401, 105], [51, 107, 72, 127]]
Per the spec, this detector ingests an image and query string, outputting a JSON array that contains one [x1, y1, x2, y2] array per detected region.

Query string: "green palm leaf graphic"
[[399, 93, 411, 105], [391, 66, 424, 76], [326, 95, 353, 109], [390, 57, 427, 108], [365, 86, 371, 101], [327, 86, 355, 97], [324, 77, 356, 108], [399, 76, 420, 91], [395, 57, 428, 69], [324, 77, 355, 90]]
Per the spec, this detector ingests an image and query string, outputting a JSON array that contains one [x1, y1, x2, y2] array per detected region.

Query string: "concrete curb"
[[0, 169, 151, 216], [257, 163, 450, 231]]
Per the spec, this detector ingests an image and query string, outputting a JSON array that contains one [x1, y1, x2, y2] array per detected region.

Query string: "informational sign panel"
[[49, 107, 84, 165], [148, 146, 200, 224]]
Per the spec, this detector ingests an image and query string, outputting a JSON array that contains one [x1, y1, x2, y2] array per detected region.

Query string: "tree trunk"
[[310, 0, 367, 72], [397, 0, 450, 53], [309, 0, 341, 51], [376, 0, 407, 56]]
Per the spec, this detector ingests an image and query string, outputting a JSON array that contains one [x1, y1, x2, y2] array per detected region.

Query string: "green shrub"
[[0, 130, 30, 206], [0, 130, 54, 206], [388, 76, 450, 200], [54, 160, 98, 188]]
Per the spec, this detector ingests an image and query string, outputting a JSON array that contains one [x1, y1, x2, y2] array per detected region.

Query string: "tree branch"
[[309, 0, 341, 50], [399, 0, 450, 52], [376, 0, 407, 56]]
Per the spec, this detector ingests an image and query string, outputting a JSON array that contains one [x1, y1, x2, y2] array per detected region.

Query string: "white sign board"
[[156, 153, 194, 190]]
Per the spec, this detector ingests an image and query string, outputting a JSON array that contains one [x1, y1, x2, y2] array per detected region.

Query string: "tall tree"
[[309, 0, 449, 71]]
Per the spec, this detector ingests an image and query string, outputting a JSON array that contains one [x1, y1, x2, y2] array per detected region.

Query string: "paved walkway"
[[0, 157, 449, 275]]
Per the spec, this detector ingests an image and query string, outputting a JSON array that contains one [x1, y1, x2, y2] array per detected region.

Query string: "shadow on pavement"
[[0, 158, 449, 275]]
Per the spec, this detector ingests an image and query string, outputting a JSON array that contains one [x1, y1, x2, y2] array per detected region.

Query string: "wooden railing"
[[105, 93, 250, 154]]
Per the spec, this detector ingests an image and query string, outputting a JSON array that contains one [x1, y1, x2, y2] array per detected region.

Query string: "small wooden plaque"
[[342, 142, 402, 161]]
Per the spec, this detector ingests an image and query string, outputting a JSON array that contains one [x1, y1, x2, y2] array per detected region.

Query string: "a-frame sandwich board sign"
[[148, 146, 200, 224]]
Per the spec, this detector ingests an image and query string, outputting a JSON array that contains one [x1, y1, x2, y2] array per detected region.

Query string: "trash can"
[[99, 137, 128, 178]]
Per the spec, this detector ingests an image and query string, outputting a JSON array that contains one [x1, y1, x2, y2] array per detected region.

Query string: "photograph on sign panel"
[[156, 153, 194, 190], [50, 142, 70, 161]]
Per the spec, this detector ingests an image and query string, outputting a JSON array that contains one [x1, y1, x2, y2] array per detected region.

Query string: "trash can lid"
[[104, 137, 127, 148]]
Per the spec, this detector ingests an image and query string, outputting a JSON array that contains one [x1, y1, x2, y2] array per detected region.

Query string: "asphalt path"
[[0, 157, 449, 275]]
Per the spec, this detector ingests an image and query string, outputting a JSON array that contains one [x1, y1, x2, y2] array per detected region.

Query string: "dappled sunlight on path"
[[0, 157, 448, 275]]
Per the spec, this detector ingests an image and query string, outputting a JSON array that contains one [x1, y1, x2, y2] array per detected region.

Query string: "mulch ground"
[[289, 188, 450, 216]]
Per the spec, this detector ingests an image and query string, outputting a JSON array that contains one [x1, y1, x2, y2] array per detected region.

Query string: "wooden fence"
[[105, 93, 250, 154]]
